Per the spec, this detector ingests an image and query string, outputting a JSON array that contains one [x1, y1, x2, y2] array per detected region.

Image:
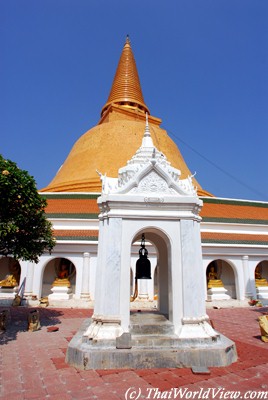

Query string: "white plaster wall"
[[202, 245, 268, 301], [89, 255, 97, 300], [94, 217, 123, 318], [9, 231, 268, 306]]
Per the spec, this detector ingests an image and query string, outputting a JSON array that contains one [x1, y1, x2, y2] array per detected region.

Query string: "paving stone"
[[191, 366, 211, 374], [0, 305, 268, 399]]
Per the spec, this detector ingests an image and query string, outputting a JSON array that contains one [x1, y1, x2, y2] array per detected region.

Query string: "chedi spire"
[[101, 36, 150, 117]]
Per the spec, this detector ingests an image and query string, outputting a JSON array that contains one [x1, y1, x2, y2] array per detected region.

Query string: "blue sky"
[[1, 0, 268, 201]]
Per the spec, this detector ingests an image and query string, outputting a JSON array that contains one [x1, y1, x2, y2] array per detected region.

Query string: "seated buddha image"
[[52, 263, 71, 288], [207, 266, 223, 289], [0, 260, 20, 288], [255, 266, 268, 287], [0, 274, 18, 288]]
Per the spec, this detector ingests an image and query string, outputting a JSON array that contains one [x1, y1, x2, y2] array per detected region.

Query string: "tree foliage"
[[0, 155, 55, 262]]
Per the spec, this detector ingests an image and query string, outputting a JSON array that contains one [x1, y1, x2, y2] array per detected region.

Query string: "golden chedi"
[[207, 266, 224, 289], [41, 36, 212, 197]]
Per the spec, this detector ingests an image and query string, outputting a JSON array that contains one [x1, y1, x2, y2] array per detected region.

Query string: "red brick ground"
[[0, 306, 267, 399]]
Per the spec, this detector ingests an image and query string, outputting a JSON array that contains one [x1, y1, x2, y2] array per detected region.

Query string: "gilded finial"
[[101, 34, 150, 116], [142, 112, 154, 148], [145, 112, 150, 137]]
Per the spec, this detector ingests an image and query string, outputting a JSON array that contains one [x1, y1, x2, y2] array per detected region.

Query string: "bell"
[[135, 234, 151, 280]]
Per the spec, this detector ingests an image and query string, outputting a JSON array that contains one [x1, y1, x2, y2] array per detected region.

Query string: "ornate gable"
[[98, 115, 197, 197], [131, 170, 171, 194]]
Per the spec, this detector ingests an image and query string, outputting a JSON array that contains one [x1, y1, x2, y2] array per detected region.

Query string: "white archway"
[[41, 257, 76, 298], [131, 227, 173, 320], [0, 257, 21, 287], [206, 258, 238, 299], [255, 260, 268, 282]]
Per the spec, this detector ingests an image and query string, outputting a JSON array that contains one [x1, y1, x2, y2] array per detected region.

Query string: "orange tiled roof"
[[46, 199, 99, 214], [43, 194, 99, 218], [53, 229, 98, 240], [43, 195, 268, 223], [201, 232, 268, 245], [43, 194, 268, 244], [201, 198, 268, 223]]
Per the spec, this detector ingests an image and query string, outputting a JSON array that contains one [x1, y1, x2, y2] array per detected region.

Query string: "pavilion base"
[[48, 286, 72, 300], [207, 287, 230, 301], [66, 312, 237, 370], [256, 286, 268, 301], [0, 287, 19, 298], [0, 287, 19, 305]]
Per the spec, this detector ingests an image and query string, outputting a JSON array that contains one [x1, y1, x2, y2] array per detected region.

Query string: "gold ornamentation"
[[101, 36, 149, 117], [0, 274, 18, 288], [207, 266, 224, 289], [52, 261, 72, 288], [258, 315, 268, 342], [255, 266, 268, 287]]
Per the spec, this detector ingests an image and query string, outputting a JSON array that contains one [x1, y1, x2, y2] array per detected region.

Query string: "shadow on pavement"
[[0, 306, 64, 344]]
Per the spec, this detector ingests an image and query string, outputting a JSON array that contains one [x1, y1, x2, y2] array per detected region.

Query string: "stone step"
[[130, 311, 174, 335], [131, 334, 180, 348]]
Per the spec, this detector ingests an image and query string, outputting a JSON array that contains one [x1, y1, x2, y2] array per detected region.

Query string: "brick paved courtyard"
[[0, 306, 267, 399]]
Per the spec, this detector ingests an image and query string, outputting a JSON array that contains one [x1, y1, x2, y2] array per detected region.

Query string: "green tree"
[[0, 155, 55, 262]]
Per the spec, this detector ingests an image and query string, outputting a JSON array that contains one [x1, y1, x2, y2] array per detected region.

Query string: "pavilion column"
[[181, 219, 206, 319], [24, 261, 35, 298], [138, 279, 149, 300], [178, 218, 217, 339], [242, 255, 253, 299], [81, 252, 90, 299]]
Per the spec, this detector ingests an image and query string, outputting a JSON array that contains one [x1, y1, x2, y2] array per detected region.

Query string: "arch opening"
[[41, 257, 76, 298], [206, 259, 237, 299], [255, 261, 268, 295], [0, 257, 21, 288], [131, 228, 172, 321], [255, 261, 268, 282]]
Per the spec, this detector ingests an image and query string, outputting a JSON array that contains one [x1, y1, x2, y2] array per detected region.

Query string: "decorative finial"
[[144, 112, 150, 137], [101, 33, 150, 116], [142, 113, 154, 148]]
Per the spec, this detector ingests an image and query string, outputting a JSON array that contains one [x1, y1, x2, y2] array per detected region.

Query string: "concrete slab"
[[191, 366, 211, 374], [66, 311, 237, 370]]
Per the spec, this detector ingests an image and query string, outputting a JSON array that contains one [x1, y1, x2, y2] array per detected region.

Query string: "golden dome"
[[41, 111, 210, 196], [41, 38, 212, 197]]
